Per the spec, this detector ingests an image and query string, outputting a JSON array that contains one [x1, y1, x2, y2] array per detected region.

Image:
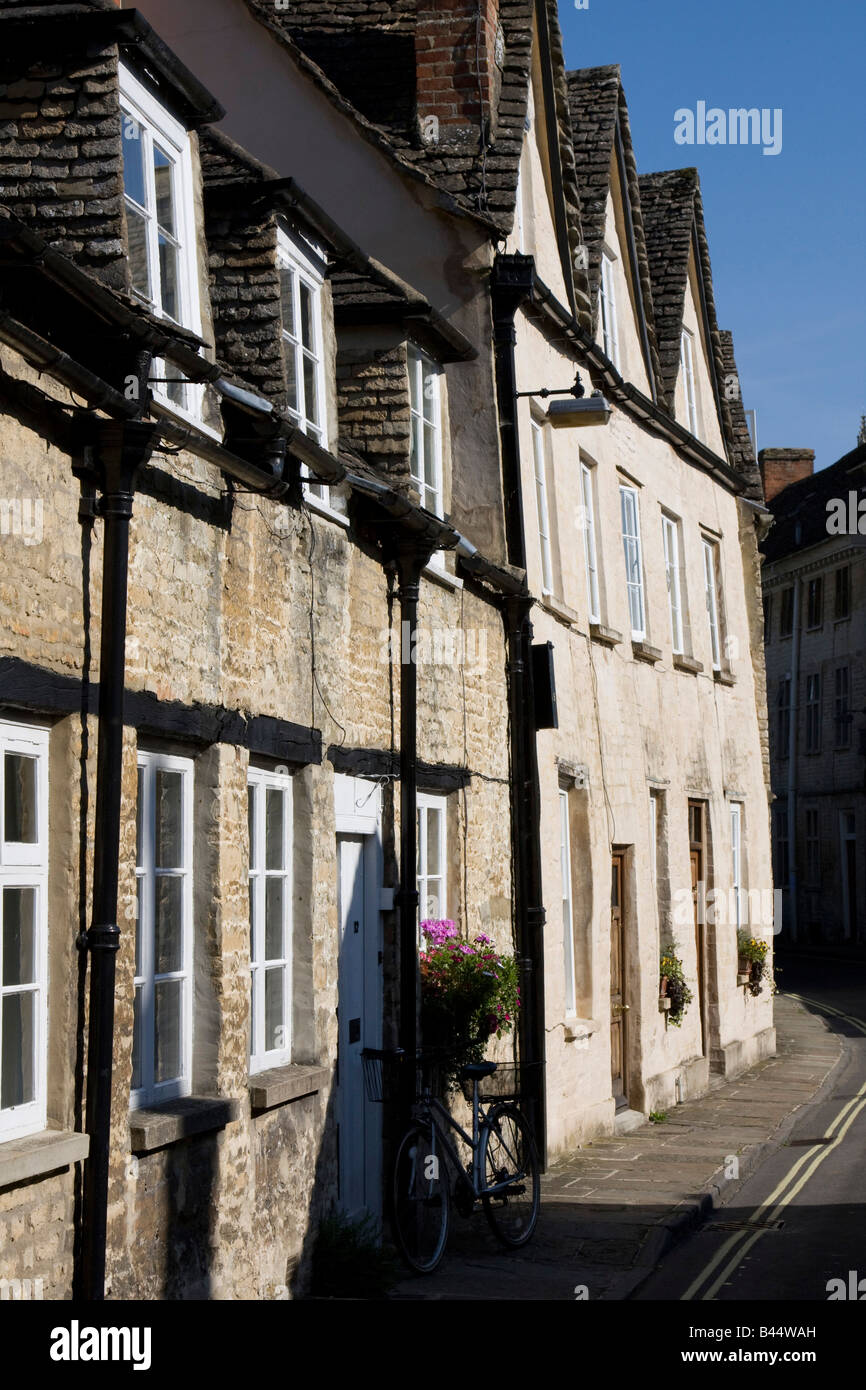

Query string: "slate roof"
[[719, 330, 763, 502], [639, 164, 744, 474], [565, 65, 660, 384], [761, 443, 866, 564]]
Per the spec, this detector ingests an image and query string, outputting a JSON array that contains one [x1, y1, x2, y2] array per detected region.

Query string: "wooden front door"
[[689, 801, 706, 1054], [610, 853, 627, 1109]]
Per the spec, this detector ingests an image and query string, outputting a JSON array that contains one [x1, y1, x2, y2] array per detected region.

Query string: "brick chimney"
[[758, 448, 815, 503], [415, 0, 504, 149]]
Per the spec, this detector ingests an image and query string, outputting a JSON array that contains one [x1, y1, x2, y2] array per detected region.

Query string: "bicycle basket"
[[361, 1047, 456, 1102], [459, 1060, 544, 1106]]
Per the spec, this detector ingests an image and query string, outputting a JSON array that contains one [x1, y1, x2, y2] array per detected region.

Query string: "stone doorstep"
[[0, 1127, 89, 1189]]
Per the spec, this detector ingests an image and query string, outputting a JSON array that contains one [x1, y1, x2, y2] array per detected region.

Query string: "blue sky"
[[558, 0, 866, 471]]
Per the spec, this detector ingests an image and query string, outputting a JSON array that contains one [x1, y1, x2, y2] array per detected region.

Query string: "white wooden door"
[[336, 829, 383, 1221]]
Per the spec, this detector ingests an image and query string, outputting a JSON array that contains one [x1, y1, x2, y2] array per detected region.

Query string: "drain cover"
[[711, 1219, 785, 1232]]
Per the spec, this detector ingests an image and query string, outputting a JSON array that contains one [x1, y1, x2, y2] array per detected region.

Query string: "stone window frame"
[[779, 585, 795, 638], [679, 327, 700, 440], [132, 750, 195, 1109], [0, 720, 49, 1144], [247, 765, 294, 1075], [119, 63, 205, 426], [276, 224, 332, 510]]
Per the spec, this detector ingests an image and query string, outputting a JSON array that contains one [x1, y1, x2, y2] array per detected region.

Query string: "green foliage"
[[648, 1110, 668, 1124], [308, 1211, 400, 1300], [738, 932, 770, 996], [660, 945, 693, 1028]]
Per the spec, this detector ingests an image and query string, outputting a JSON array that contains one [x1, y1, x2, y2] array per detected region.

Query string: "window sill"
[[673, 653, 704, 676], [0, 1128, 89, 1189], [540, 594, 579, 626], [713, 668, 736, 687], [249, 1063, 330, 1113], [589, 622, 622, 648], [129, 1097, 241, 1155], [632, 639, 663, 665], [422, 560, 463, 592]]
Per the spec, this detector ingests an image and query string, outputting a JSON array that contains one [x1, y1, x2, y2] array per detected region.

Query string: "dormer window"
[[119, 65, 202, 419], [277, 228, 329, 506], [680, 329, 699, 438], [600, 252, 620, 370], [408, 344, 443, 518]]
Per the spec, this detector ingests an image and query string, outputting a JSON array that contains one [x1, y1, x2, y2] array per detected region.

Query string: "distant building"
[[761, 439, 866, 944]]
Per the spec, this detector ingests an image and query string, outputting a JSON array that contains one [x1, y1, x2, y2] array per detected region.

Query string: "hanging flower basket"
[[419, 920, 520, 1085], [737, 932, 769, 997], [660, 947, 693, 1028]]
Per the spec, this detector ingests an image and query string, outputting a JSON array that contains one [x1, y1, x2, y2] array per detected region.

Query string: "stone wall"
[[0, 33, 126, 286]]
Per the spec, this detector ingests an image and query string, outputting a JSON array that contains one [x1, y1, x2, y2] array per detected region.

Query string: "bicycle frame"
[[413, 1086, 526, 1201]]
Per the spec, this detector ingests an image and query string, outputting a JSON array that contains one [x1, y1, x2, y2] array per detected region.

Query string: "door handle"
[[611, 1003, 630, 1016]]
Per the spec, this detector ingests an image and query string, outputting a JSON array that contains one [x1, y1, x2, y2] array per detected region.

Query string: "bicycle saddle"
[[459, 1061, 498, 1080]]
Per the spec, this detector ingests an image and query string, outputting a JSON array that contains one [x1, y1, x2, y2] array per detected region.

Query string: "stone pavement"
[[389, 995, 843, 1300]]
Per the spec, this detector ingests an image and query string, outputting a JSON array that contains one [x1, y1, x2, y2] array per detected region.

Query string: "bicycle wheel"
[[391, 1120, 450, 1273], [480, 1103, 540, 1248]]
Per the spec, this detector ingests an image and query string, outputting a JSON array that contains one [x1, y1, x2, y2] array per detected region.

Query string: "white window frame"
[[248, 767, 294, 1074], [600, 252, 620, 369], [662, 513, 685, 655], [0, 722, 48, 1142], [417, 792, 447, 941], [680, 328, 699, 438], [133, 751, 194, 1109], [119, 63, 204, 424], [409, 345, 444, 519], [531, 419, 554, 596], [581, 461, 601, 624], [276, 226, 331, 510], [559, 789, 577, 1017], [702, 537, 722, 670], [620, 483, 646, 639], [730, 802, 742, 931]]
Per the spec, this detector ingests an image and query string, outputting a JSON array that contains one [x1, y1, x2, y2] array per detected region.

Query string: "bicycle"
[[362, 1047, 541, 1274]]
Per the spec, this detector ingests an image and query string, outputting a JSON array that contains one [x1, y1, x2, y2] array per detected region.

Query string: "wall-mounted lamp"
[[515, 371, 612, 429]]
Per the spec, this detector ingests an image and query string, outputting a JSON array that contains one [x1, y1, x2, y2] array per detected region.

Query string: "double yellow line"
[[681, 994, 866, 1301]]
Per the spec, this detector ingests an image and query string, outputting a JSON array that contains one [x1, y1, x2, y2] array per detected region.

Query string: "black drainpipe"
[[393, 538, 435, 1104], [79, 414, 161, 1301], [491, 256, 548, 1162]]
